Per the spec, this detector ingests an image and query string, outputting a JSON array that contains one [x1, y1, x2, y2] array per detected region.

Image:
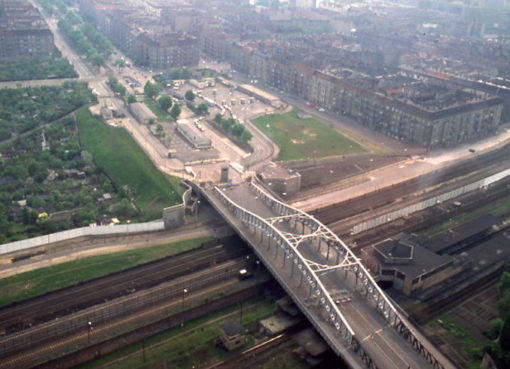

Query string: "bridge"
[[198, 179, 457, 369]]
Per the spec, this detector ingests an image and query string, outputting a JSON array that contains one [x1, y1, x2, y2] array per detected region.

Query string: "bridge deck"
[[201, 182, 456, 369]]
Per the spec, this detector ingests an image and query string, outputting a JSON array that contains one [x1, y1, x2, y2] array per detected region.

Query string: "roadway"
[[204, 182, 456, 369], [292, 124, 510, 212]]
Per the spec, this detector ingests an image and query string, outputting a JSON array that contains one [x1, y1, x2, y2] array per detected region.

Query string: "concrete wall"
[[352, 167, 510, 234], [0, 221, 165, 256], [163, 180, 194, 228]]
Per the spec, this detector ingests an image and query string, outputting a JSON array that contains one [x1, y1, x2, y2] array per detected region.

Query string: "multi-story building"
[[79, 0, 199, 69], [134, 32, 199, 69], [0, 0, 54, 58], [213, 37, 504, 148]]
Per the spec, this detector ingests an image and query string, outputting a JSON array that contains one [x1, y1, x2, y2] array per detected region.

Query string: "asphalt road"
[[208, 182, 456, 369]]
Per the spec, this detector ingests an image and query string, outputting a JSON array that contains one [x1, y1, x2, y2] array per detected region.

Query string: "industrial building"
[[176, 120, 211, 149], [128, 102, 157, 125], [362, 214, 510, 298], [0, 0, 54, 58]]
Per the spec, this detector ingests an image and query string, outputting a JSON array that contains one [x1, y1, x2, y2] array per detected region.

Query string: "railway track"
[[0, 237, 250, 334], [205, 333, 296, 369], [0, 257, 257, 368], [312, 141, 510, 227]]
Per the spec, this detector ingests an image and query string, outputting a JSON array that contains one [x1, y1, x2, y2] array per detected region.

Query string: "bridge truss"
[[211, 179, 447, 369]]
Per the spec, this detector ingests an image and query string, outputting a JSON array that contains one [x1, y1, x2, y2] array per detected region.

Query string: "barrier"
[[352, 167, 510, 234], [0, 221, 164, 256]]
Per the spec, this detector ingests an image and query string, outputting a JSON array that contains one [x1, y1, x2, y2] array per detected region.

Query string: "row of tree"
[[108, 77, 127, 97], [58, 18, 106, 67], [214, 114, 252, 144]]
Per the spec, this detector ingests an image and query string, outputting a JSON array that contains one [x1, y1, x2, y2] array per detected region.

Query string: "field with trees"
[[0, 83, 182, 243], [0, 53, 77, 82]]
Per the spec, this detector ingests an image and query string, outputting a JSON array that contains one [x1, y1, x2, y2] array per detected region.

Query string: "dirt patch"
[[302, 129, 316, 137], [286, 154, 406, 191]]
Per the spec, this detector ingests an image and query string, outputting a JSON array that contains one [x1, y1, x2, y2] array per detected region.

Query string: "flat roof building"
[[176, 121, 211, 149], [128, 102, 157, 125]]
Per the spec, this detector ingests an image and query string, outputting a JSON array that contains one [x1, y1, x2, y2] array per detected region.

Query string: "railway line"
[[0, 237, 250, 334], [0, 257, 251, 359], [0, 258, 267, 369], [312, 141, 510, 237], [206, 333, 296, 369]]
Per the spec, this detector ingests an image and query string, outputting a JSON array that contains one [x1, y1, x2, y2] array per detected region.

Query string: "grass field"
[[78, 298, 309, 369], [143, 96, 171, 122], [253, 109, 365, 161], [429, 315, 483, 369], [0, 237, 213, 307], [77, 107, 182, 220]]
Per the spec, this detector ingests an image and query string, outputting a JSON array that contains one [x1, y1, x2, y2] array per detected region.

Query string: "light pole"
[[181, 288, 188, 327], [87, 321, 93, 343], [182, 288, 188, 311]]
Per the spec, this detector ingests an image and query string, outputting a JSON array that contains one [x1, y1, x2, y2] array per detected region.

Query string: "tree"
[[89, 53, 105, 67], [144, 82, 162, 99], [197, 103, 209, 115], [169, 104, 181, 119], [158, 95, 172, 111], [185, 90, 195, 101], [156, 124, 165, 137], [214, 113, 222, 124], [127, 94, 137, 104], [241, 129, 253, 143], [231, 123, 245, 137], [113, 58, 126, 68]]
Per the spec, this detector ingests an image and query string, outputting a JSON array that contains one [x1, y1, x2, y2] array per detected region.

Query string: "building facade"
[[0, 0, 54, 58]]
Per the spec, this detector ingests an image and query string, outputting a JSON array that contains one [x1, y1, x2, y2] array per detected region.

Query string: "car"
[[307, 102, 316, 107]]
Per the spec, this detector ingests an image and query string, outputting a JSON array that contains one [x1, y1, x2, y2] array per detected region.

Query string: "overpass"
[[199, 179, 457, 369]]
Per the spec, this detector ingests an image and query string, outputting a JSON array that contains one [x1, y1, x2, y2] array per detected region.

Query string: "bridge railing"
[[248, 180, 448, 369], [211, 186, 357, 342]]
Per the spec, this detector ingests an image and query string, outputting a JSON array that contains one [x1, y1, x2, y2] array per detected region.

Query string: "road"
[[204, 182, 456, 369], [292, 124, 510, 211]]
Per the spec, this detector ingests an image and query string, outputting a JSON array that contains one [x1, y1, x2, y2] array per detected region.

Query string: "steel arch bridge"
[[201, 178, 455, 369]]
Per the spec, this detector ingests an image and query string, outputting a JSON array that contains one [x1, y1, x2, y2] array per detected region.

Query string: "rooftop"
[[373, 235, 454, 280]]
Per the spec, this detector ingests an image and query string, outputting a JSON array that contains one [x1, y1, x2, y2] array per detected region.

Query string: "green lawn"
[[431, 315, 484, 369], [77, 107, 182, 220], [0, 237, 212, 307], [253, 109, 365, 161], [143, 96, 171, 122]]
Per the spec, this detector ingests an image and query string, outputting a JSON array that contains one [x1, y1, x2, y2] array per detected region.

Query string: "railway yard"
[[2, 140, 510, 368]]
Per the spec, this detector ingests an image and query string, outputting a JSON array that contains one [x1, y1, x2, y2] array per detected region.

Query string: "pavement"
[[204, 182, 456, 369], [292, 124, 510, 211]]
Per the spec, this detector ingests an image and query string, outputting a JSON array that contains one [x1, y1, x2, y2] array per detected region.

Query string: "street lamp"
[[182, 288, 188, 311], [87, 321, 93, 343]]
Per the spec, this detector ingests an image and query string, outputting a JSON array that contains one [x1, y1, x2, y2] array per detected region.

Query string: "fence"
[[352, 167, 510, 234], [0, 221, 165, 256]]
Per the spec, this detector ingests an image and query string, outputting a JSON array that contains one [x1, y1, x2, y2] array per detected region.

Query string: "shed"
[[129, 102, 157, 125], [218, 321, 247, 351]]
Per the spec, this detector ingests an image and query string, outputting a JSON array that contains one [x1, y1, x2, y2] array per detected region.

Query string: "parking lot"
[[157, 79, 276, 168]]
